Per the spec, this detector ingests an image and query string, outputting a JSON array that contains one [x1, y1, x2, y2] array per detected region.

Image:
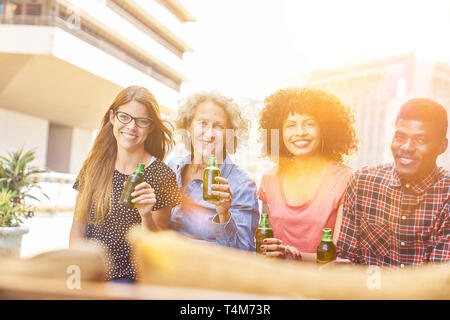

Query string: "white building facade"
[[0, 0, 193, 173], [0, 0, 194, 209]]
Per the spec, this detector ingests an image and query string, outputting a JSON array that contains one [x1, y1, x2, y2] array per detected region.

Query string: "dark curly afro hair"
[[259, 87, 358, 164]]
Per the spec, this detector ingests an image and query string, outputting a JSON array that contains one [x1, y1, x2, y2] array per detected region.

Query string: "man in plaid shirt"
[[337, 98, 450, 267]]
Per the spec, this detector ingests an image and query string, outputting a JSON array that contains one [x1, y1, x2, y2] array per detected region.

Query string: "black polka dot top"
[[74, 158, 182, 281]]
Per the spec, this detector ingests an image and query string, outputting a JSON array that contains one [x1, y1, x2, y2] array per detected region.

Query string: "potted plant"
[[0, 148, 49, 256], [0, 189, 33, 256]]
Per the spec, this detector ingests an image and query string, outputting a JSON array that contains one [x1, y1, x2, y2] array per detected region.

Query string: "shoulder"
[[167, 155, 185, 168], [352, 163, 393, 181], [329, 162, 354, 180], [166, 154, 190, 173], [341, 163, 394, 193], [225, 162, 257, 192], [260, 171, 277, 187], [145, 158, 177, 180], [322, 162, 355, 195], [435, 166, 450, 190], [437, 166, 450, 181]]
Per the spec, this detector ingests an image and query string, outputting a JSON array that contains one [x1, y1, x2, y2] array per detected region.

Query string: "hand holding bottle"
[[201, 176, 233, 222], [209, 176, 233, 219], [131, 182, 157, 221], [119, 164, 157, 222], [260, 238, 302, 260], [202, 154, 232, 222]]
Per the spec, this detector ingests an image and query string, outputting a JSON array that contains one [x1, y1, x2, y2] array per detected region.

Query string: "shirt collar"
[[390, 163, 440, 194]]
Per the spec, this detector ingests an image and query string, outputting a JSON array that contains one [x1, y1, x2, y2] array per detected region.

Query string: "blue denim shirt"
[[168, 154, 259, 251]]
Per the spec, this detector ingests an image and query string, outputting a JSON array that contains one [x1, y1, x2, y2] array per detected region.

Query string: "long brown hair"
[[74, 86, 175, 224]]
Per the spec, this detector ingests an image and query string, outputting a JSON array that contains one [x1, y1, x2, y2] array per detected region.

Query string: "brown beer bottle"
[[119, 163, 145, 209], [316, 228, 337, 263], [255, 213, 274, 254], [203, 154, 221, 202]]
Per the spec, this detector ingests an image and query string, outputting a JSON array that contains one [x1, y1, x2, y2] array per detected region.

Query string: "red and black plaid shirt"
[[337, 163, 450, 267]]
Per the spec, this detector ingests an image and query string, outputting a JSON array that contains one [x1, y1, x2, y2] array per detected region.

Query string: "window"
[[26, 3, 41, 16], [13, 3, 22, 15]]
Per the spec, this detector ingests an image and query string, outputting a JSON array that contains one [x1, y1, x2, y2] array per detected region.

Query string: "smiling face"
[[189, 100, 228, 163], [391, 119, 447, 182], [109, 100, 153, 153], [282, 112, 322, 158]]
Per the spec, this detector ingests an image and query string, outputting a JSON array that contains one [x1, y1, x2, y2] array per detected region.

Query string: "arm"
[[278, 205, 344, 261], [143, 206, 172, 231], [429, 201, 450, 263], [69, 217, 87, 247], [259, 202, 302, 260], [210, 177, 260, 251], [135, 165, 182, 232], [262, 205, 345, 262], [131, 182, 158, 231], [70, 180, 87, 247], [333, 204, 344, 244], [336, 174, 362, 264]]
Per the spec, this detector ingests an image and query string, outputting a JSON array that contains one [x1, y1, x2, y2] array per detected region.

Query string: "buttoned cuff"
[[212, 213, 237, 245]]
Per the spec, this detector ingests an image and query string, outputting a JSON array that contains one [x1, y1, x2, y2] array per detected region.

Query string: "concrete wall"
[[0, 107, 48, 168], [0, 107, 92, 175], [46, 123, 73, 173], [69, 127, 93, 175]]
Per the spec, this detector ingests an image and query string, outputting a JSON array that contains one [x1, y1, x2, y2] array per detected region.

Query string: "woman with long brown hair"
[[69, 86, 181, 282]]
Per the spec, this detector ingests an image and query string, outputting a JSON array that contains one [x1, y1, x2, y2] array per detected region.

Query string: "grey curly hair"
[[175, 91, 250, 154]]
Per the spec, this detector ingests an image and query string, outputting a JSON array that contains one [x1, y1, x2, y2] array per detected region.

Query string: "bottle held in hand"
[[120, 163, 145, 209], [255, 213, 274, 254], [203, 154, 221, 202], [316, 228, 337, 264]]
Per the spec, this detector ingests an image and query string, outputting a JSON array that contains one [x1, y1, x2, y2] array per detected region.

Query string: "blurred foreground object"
[[0, 240, 277, 300], [0, 240, 106, 280], [129, 228, 450, 299], [0, 240, 106, 299]]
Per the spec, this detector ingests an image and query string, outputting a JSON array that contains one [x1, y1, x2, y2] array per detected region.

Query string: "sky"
[[179, 0, 450, 100]]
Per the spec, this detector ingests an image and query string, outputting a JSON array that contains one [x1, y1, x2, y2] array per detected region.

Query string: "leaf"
[[0, 148, 49, 225]]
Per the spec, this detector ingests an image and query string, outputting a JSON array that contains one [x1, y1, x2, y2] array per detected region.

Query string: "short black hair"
[[396, 98, 448, 138]]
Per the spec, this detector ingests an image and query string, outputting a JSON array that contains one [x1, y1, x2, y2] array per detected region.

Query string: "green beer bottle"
[[203, 154, 221, 202], [255, 213, 274, 254], [119, 163, 145, 209], [316, 228, 337, 264]]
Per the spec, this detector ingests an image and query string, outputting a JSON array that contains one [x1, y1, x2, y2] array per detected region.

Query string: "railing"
[[28, 172, 77, 213], [1, 12, 181, 91]]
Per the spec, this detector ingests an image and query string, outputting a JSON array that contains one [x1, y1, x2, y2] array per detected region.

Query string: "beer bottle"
[[255, 213, 274, 254], [203, 154, 221, 202], [316, 228, 337, 263], [120, 163, 145, 209]]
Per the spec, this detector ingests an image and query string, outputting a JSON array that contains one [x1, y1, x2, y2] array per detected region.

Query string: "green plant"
[[0, 188, 33, 227], [0, 148, 49, 209]]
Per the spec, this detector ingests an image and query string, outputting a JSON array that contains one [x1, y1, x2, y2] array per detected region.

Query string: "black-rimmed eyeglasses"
[[114, 110, 153, 128]]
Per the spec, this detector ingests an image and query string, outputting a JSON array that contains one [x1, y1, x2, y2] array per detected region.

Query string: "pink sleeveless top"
[[258, 162, 353, 253]]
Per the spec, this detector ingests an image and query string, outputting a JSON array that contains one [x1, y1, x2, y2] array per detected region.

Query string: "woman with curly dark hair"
[[257, 87, 358, 261]]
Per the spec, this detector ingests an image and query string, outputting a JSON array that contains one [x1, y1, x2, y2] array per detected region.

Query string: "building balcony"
[[0, 0, 189, 132]]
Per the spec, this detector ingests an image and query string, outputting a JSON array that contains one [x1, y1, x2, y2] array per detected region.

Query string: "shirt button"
[[401, 242, 405, 246], [402, 216, 406, 220], [400, 264, 405, 268]]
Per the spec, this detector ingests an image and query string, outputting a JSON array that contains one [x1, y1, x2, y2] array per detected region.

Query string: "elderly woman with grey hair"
[[167, 91, 259, 251]]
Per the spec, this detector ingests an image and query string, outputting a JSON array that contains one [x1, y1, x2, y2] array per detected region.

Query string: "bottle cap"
[[136, 163, 145, 174], [321, 228, 333, 242]]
